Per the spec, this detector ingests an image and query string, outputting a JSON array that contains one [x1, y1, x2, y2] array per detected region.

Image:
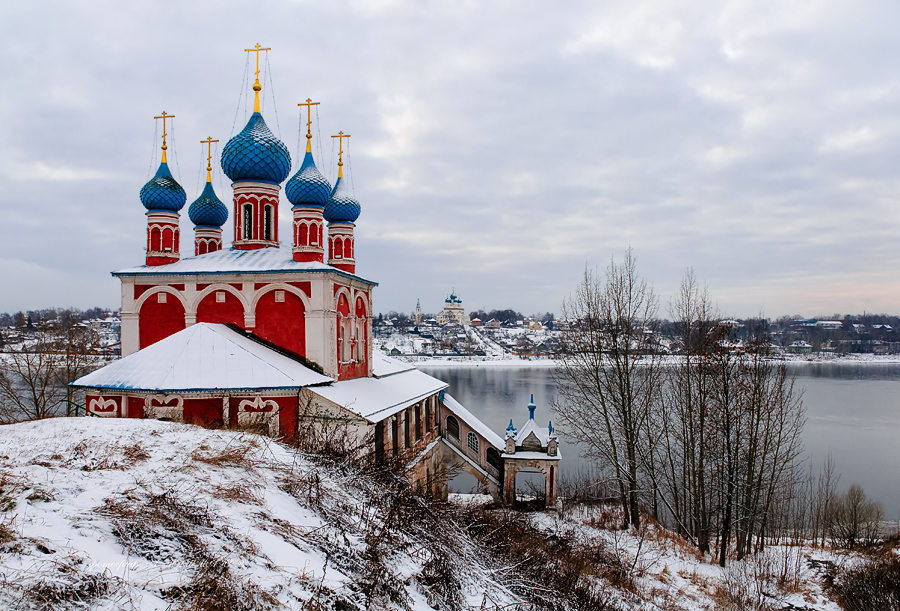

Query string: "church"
[[72, 47, 560, 507]]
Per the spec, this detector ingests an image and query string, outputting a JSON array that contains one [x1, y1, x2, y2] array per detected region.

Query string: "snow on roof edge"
[[441, 394, 505, 450]]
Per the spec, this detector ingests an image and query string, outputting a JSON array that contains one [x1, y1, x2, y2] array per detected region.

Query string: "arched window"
[[311, 222, 319, 245], [264, 205, 273, 241], [334, 237, 343, 259], [162, 227, 174, 251], [486, 447, 502, 472], [243, 204, 253, 240], [446, 415, 459, 440], [467, 432, 479, 454], [150, 227, 162, 251], [299, 222, 308, 246]]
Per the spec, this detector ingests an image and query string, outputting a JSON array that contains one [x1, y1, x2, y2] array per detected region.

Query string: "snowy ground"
[[529, 506, 844, 611], [0, 418, 859, 610], [0, 418, 516, 610]]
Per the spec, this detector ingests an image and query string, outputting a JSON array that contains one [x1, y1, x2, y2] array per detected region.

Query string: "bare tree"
[[658, 269, 719, 553], [553, 250, 662, 528], [654, 271, 806, 566], [0, 328, 66, 421]]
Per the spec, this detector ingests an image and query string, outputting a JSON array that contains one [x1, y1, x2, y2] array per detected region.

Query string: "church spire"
[[244, 43, 270, 114], [298, 98, 320, 153], [189, 137, 227, 256], [154, 111, 174, 163], [332, 131, 350, 178]]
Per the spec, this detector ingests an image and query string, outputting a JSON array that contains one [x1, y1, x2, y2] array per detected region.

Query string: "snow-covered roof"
[[372, 352, 416, 378], [72, 323, 332, 392], [441, 394, 505, 451], [515, 418, 551, 446], [502, 450, 560, 461], [112, 246, 377, 285], [309, 368, 447, 422]]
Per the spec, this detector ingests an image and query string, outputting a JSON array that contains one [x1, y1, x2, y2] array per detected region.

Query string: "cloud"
[[1, 0, 899, 318]]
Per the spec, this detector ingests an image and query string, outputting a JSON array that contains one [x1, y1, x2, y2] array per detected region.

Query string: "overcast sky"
[[2, 0, 900, 318]]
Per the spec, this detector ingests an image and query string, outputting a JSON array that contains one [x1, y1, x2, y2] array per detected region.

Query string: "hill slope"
[[0, 418, 516, 610]]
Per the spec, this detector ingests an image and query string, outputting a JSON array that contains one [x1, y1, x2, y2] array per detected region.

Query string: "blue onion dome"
[[188, 181, 228, 227], [220, 112, 291, 184], [285, 151, 332, 208], [324, 176, 361, 223], [140, 161, 186, 212]]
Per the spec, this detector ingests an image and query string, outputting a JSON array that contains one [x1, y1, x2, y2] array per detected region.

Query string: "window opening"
[[467, 432, 479, 454], [446, 415, 459, 440], [264, 205, 273, 241], [243, 204, 253, 240]]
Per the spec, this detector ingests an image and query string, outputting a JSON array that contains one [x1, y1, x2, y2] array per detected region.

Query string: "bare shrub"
[[824, 553, 900, 611], [715, 550, 782, 611], [829, 484, 884, 549], [461, 505, 620, 609]]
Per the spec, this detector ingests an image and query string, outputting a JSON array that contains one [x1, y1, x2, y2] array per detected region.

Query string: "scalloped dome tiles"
[[140, 162, 187, 212], [221, 113, 291, 184], [324, 176, 361, 224], [286, 151, 332, 207], [188, 182, 228, 227]]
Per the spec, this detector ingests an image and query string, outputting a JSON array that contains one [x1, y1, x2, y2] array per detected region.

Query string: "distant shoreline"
[[402, 353, 900, 368]]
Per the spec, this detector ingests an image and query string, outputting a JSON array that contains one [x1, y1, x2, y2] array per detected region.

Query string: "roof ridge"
[[221, 323, 327, 377]]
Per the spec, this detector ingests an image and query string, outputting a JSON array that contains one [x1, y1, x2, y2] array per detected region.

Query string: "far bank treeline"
[[551, 250, 884, 568]]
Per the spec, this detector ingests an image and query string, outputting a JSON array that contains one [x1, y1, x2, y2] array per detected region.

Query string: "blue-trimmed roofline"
[[111, 265, 377, 286]]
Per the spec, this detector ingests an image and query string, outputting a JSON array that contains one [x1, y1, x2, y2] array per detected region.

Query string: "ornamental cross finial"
[[331, 131, 351, 178], [298, 98, 320, 153], [154, 111, 174, 163], [244, 43, 271, 113], [201, 137, 219, 182]]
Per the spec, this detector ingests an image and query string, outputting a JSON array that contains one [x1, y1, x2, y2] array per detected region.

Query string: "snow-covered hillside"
[[0, 418, 516, 610], [0, 418, 861, 610]]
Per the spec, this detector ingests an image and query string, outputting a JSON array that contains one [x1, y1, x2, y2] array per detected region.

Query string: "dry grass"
[[209, 480, 264, 506], [191, 444, 255, 468], [24, 557, 114, 610]]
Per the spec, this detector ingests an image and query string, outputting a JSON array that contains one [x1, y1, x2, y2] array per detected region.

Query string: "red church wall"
[[196, 291, 244, 327], [254, 290, 306, 356], [183, 398, 224, 428], [127, 396, 145, 419], [288, 281, 311, 297], [275, 396, 298, 442], [86, 394, 121, 416], [139, 294, 186, 349]]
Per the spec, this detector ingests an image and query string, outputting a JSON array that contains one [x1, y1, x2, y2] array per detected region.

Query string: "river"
[[418, 362, 900, 518]]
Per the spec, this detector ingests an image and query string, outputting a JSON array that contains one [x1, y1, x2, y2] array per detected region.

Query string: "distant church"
[[436, 291, 468, 326], [73, 47, 559, 506]]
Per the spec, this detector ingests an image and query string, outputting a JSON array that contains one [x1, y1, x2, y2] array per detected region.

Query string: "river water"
[[418, 362, 900, 518]]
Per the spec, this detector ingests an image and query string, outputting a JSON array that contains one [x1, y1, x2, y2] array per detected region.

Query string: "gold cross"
[[154, 111, 174, 163], [244, 44, 271, 112], [201, 137, 219, 182], [298, 98, 320, 152], [331, 131, 351, 177]]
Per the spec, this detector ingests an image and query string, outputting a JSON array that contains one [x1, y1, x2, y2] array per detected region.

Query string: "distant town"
[[375, 292, 900, 359], [3, 294, 900, 359]]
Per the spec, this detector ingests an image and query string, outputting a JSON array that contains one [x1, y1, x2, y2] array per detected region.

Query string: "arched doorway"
[[514, 468, 547, 504]]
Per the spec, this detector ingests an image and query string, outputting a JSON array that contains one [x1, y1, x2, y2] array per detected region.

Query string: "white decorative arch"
[[352, 289, 370, 318], [135, 285, 191, 312], [192, 283, 250, 314], [333, 286, 353, 314], [250, 282, 312, 312]]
